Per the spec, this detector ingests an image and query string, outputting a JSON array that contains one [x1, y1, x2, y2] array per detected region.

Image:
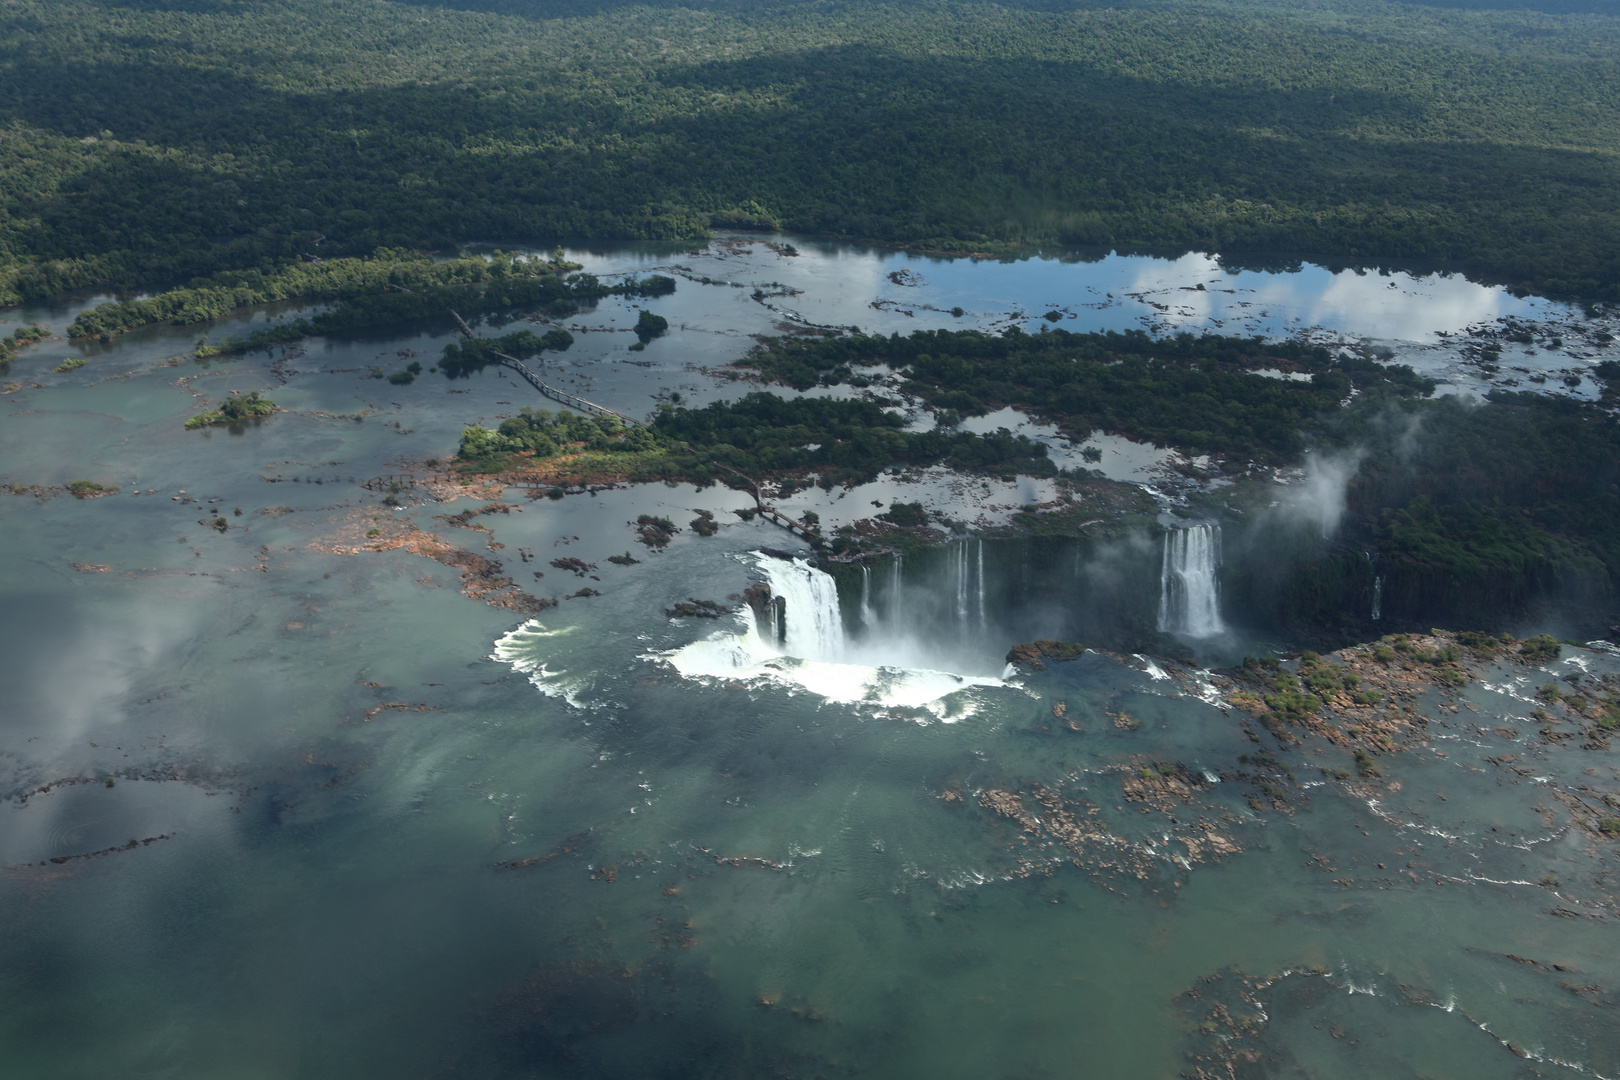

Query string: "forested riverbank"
[[3, 0, 1620, 305]]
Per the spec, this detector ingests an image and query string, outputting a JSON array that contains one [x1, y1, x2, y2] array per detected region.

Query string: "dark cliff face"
[[1215, 390, 1620, 647], [1218, 513, 1615, 649], [819, 519, 1610, 665], [1224, 538, 1613, 647], [820, 534, 1185, 661]]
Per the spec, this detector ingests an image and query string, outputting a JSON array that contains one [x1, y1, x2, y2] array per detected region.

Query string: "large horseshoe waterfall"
[[1158, 524, 1225, 637], [671, 529, 1243, 697]]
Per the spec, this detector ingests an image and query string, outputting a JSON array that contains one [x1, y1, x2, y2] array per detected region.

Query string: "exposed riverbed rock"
[[1006, 639, 1088, 671], [311, 510, 556, 615], [665, 598, 727, 619], [1219, 631, 1602, 763]]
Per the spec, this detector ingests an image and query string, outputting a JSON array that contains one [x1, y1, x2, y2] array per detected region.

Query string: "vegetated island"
[[185, 391, 275, 429], [64, 248, 674, 359], [439, 328, 1425, 566], [0, 324, 48, 368]]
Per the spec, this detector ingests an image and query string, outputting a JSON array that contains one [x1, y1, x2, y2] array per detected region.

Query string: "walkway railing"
[[450, 310, 640, 427]]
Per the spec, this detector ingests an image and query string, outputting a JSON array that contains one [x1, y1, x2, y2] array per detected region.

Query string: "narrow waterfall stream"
[[1158, 524, 1225, 637], [948, 539, 989, 630], [976, 540, 986, 631]]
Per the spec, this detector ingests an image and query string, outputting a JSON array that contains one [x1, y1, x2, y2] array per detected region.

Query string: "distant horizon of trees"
[[2, 0, 1619, 306]]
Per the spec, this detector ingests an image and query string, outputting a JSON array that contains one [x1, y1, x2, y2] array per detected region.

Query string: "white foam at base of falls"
[[663, 555, 1007, 710]]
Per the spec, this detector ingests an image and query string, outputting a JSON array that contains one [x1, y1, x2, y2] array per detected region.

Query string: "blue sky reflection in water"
[[0, 237, 1618, 1078]]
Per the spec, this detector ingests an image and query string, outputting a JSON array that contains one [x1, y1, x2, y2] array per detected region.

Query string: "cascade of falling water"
[[860, 565, 877, 629], [890, 555, 904, 626], [1157, 524, 1225, 637], [755, 556, 846, 661], [955, 543, 969, 622], [1371, 575, 1384, 622], [976, 539, 986, 630], [663, 552, 1012, 698]]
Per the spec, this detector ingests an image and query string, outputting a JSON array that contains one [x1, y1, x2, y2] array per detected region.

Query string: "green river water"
[[1, 237, 1617, 1079]]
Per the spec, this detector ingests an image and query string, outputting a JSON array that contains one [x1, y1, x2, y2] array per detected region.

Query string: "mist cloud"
[[1278, 448, 1366, 538]]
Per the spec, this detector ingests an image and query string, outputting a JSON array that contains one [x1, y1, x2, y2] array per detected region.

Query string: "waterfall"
[[664, 553, 1009, 703], [860, 565, 877, 629], [976, 539, 986, 630], [943, 540, 990, 633], [890, 555, 904, 625], [1157, 524, 1225, 637], [754, 555, 847, 662], [954, 542, 970, 622], [1371, 575, 1383, 622]]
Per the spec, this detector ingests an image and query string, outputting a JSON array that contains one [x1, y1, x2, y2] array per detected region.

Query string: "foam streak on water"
[[491, 620, 589, 705]]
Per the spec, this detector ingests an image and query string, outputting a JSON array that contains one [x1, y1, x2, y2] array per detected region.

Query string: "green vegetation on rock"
[[458, 407, 661, 463], [440, 327, 580, 378], [0, 324, 48, 366], [185, 391, 275, 430], [634, 310, 670, 344], [1006, 640, 1088, 670], [73, 250, 670, 359], [69, 249, 579, 342]]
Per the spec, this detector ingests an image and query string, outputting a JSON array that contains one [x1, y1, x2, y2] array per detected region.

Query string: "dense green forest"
[[457, 392, 1056, 486], [2, 0, 1619, 304], [743, 326, 1434, 460]]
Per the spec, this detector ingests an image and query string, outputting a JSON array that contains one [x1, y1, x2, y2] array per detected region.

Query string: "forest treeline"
[[2, 0, 1619, 304]]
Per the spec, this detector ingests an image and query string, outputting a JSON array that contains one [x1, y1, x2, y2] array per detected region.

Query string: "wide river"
[[2, 236, 1618, 1078]]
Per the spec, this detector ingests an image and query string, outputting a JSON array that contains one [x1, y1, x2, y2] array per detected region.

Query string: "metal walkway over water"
[[450, 310, 640, 427]]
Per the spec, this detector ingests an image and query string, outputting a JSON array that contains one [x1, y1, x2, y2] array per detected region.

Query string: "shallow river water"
[[2, 237, 1618, 1078]]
